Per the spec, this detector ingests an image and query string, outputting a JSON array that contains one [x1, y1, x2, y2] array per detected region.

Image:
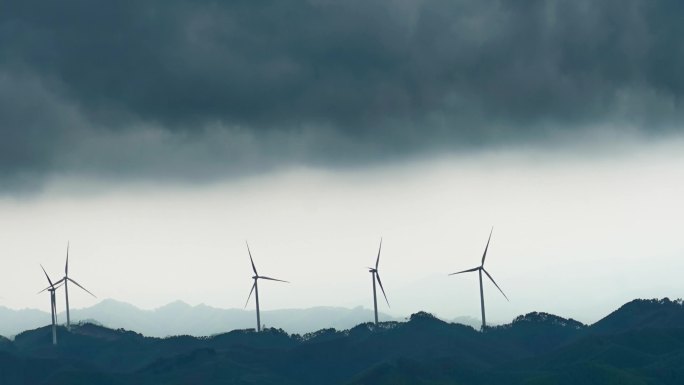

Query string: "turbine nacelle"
[[46, 283, 63, 292]]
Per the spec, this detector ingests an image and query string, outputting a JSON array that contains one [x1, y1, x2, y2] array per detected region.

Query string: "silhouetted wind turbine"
[[53, 242, 96, 330], [243, 242, 288, 332], [449, 228, 508, 330], [38, 265, 63, 345], [367, 238, 389, 325]]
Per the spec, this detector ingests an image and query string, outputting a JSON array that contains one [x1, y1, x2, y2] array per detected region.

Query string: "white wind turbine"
[[38, 265, 63, 345], [367, 238, 389, 325], [53, 243, 96, 330], [449, 228, 508, 330], [243, 242, 289, 332]]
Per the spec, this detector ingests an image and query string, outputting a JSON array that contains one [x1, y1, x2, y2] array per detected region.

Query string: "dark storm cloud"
[[1, 0, 683, 188]]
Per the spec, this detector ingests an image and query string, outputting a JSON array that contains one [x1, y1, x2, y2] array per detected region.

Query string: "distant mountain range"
[[1, 298, 683, 384], [0, 299, 417, 337]]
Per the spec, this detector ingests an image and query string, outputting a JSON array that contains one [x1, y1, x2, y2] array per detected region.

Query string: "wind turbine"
[[449, 228, 508, 330], [51, 243, 96, 330], [243, 242, 288, 332], [38, 265, 63, 345], [367, 238, 389, 325]]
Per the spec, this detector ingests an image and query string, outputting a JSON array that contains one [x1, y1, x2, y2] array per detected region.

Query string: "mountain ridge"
[[1, 298, 683, 384], [0, 299, 404, 338], [2, 298, 684, 384]]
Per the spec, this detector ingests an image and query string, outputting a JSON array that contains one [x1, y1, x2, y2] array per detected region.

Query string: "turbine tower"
[[367, 238, 389, 325], [243, 241, 288, 332], [449, 228, 508, 330], [38, 265, 63, 345], [54, 242, 96, 330]]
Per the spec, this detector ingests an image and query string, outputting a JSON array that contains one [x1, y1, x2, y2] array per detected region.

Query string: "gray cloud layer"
[[1, 0, 683, 188]]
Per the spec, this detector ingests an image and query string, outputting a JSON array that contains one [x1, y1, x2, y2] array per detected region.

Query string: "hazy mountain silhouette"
[[450, 315, 483, 329], [0, 299, 398, 337], [1, 298, 683, 384], [0, 306, 48, 337]]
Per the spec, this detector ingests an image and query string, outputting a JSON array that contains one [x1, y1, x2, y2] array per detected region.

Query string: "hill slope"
[[591, 298, 684, 334]]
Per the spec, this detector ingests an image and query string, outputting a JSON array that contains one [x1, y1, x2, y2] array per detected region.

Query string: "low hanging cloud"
[[1, 0, 683, 189]]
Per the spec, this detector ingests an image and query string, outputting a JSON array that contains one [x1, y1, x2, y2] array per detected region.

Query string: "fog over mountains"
[[0, 300, 483, 338]]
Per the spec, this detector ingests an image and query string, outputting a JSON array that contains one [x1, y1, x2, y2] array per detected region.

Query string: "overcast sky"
[[1, 0, 683, 325]]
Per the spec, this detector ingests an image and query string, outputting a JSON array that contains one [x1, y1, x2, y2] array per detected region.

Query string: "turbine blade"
[[259, 276, 289, 283], [40, 265, 54, 287], [375, 237, 382, 270], [481, 227, 493, 266], [483, 268, 509, 301], [376, 273, 390, 307], [68, 278, 96, 298], [37, 285, 52, 294], [448, 266, 480, 275], [244, 282, 256, 308], [246, 241, 258, 275], [65, 241, 70, 276], [53, 293, 59, 322]]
